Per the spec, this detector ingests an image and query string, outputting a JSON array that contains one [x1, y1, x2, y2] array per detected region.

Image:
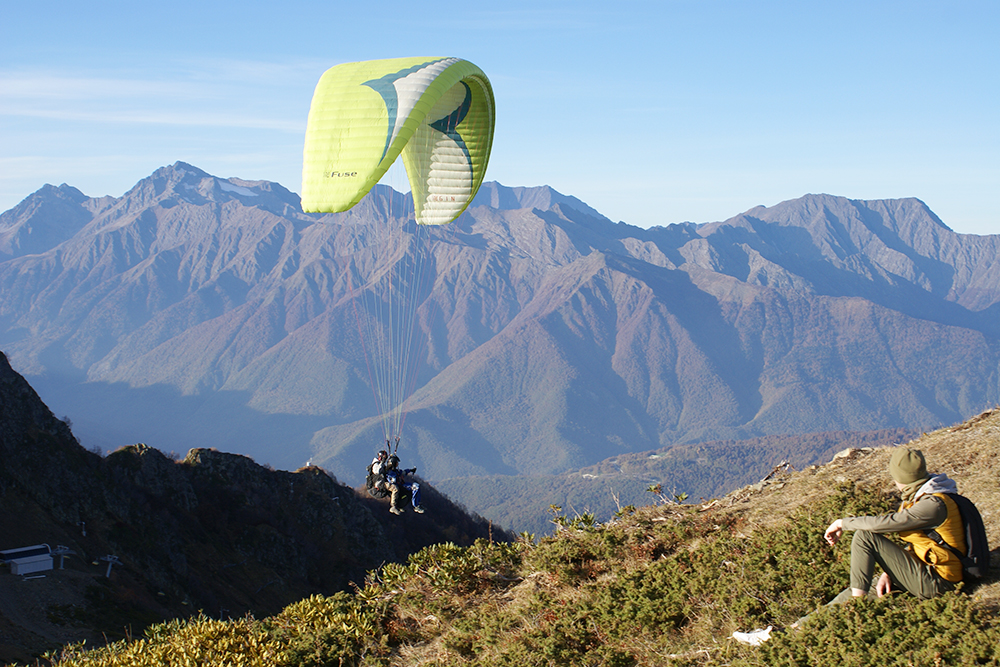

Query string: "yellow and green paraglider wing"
[[301, 57, 495, 225]]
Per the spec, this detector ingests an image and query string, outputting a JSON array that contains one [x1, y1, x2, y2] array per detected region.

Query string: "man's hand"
[[824, 519, 844, 546], [876, 572, 893, 597]]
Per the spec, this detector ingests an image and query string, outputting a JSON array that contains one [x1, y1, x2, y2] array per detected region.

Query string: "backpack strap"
[[923, 492, 963, 557], [925, 528, 964, 559]]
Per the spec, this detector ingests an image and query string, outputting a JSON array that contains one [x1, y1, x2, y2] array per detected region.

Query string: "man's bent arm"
[[842, 495, 947, 533]]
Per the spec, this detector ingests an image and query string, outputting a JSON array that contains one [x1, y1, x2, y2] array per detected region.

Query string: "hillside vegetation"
[[42, 410, 1000, 667]]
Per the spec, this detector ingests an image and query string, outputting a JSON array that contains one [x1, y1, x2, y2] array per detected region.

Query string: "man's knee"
[[851, 529, 878, 549]]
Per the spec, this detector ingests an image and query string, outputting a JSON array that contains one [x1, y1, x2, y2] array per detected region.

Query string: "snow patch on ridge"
[[220, 182, 259, 197]]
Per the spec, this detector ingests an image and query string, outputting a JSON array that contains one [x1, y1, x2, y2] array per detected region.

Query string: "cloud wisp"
[[0, 58, 318, 132]]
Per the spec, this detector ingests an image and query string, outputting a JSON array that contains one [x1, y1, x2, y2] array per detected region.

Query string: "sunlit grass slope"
[[45, 410, 1000, 667]]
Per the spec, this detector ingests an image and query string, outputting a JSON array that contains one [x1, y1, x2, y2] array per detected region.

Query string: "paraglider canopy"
[[301, 57, 495, 446], [301, 56, 495, 225]]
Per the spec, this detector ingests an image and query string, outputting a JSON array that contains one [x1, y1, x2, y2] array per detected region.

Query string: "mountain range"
[[2, 163, 998, 516]]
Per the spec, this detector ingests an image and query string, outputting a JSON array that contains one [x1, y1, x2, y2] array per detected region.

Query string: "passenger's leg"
[[389, 484, 402, 513]]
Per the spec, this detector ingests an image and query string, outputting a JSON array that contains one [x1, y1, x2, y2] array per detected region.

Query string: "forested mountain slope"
[[2, 163, 997, 495]]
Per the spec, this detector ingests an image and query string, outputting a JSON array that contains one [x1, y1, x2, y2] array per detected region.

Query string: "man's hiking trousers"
[[850, 530, 956, 599]]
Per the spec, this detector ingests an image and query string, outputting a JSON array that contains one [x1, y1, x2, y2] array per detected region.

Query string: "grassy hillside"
[[37, 409, 1000, 666]]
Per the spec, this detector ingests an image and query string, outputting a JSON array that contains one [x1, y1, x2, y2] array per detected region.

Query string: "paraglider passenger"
[[385, 465, 424, 515], [366, 447, 425, 515]]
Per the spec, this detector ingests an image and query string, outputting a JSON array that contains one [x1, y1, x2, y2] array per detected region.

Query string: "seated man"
[[733, 447, 966, 645], [823, 447, 962, 602]]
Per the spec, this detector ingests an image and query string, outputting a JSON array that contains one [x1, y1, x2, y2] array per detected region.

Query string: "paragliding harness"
[[365, 464, 388, 498], [925, 493, 991, 581], [366, 439, 400, 499]]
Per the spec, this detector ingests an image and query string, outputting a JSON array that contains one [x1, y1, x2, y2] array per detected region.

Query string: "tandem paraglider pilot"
[[733, 447, 989, 646], [366, 447, 425, 515]]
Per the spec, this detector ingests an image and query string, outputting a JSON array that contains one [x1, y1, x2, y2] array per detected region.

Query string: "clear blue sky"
[[2, 1, 997, 233]]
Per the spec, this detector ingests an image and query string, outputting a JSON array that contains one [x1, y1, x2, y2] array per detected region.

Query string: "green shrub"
[[734, 592, 1000, 667], [268, 592, 390, 666], [443, 484, 902, 665]]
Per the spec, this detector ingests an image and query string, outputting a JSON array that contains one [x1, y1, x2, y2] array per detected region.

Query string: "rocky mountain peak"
[[472, 181, 611, 221], [0, 184, 95, 260], [92, 161, 301, 224]]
